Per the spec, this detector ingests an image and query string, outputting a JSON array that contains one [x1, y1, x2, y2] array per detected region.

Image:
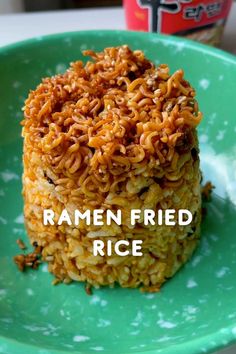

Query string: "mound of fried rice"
[[22, 45, 202, 291]]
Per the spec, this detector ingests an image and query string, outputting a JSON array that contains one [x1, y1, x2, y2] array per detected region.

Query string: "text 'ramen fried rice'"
[[22, 45, 202, 291]]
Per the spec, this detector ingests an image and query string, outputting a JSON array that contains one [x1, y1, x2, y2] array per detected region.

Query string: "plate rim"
[[0, 29, 236, 66]]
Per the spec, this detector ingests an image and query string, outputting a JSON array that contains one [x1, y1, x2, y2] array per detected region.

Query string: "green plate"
[[0, 30, 236, 354]]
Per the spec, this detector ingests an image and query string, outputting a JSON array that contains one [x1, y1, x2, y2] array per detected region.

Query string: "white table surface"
[[0, 5, 235, 354]]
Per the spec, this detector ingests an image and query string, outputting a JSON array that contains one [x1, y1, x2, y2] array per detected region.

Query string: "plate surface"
[[0, 30, 236, 354]]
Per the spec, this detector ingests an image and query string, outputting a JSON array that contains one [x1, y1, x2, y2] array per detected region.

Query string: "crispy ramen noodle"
[[22, 45, 202, 291]]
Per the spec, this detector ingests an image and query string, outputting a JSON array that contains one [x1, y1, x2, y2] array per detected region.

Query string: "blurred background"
[[1, 0, 236, 13], [0, 0, 235, 53], [0, 0, 122, 13]]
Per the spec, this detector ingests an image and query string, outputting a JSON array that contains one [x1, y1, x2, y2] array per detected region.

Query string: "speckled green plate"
[[0, 30, 236, 354]]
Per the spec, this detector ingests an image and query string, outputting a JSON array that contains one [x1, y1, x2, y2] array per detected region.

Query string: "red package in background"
[[123, 0, 233, 46]]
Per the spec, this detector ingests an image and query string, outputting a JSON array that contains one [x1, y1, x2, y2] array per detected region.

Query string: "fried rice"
[[21, 45, 202, 291]]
